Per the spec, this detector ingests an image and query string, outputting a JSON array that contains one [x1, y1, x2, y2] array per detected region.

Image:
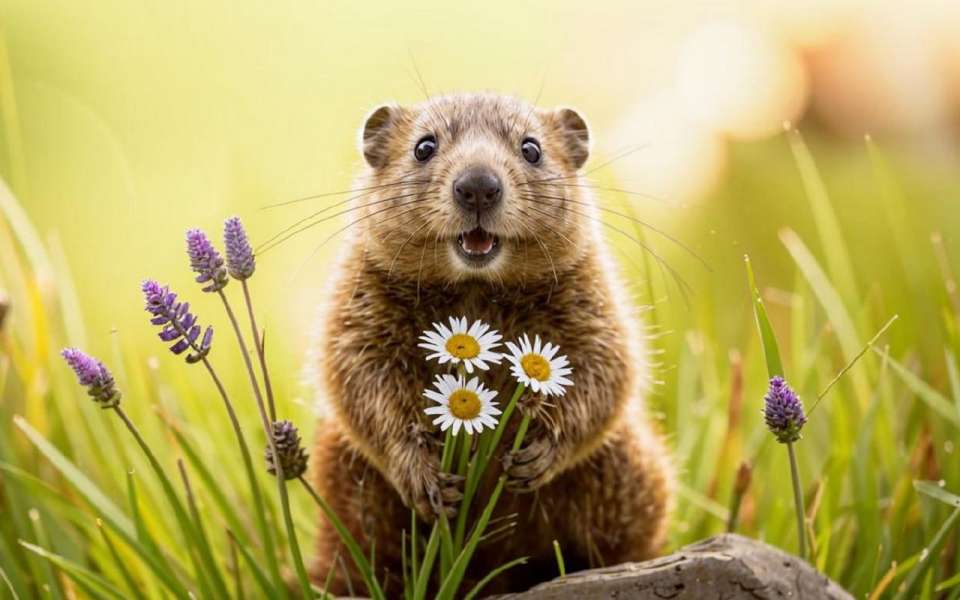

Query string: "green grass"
[[2, 120, 960, 597]]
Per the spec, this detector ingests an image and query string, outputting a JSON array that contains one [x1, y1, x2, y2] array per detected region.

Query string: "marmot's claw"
[[413, 467, 463, 521], [516, 390, 547, 418], [502, 436, 556, 493], [438, 472, 466, 485], [437, 470, 463, 515], [408, 421, 439, 451]]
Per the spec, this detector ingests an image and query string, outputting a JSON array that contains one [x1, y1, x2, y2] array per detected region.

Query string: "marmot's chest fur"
[[325, 243, 634, 430], [310, 93, 671, 595]]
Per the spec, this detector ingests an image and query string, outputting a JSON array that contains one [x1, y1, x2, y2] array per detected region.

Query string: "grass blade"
[[414, 524, 440, 600], [462, 557, 528, 600], [13, 416, 134, 537], [0, 462, 95, 525], [165, 418, 252, 546], [935, 569, 960, 593], [874, 350, 959, 426], [111, 407, 229, 598], [552, 540, 566, 576], [299, 477, 385, 600], [0, 565, 20, 600], [894, 507, 960, 600], [945, 349, 960, 419], [914, 481, 960, 508], [176, 460, 231, 598], [780, 228, 871, 404], [785, 127, 859, 305], [27, 510, 64, 600], [126, 470, 186, 589], [97, 520, 142, 598], [19, 541, 127, 600], [808, 315, 898, 415], [744, 254, 783, 377], [227, 530, 277, 599]]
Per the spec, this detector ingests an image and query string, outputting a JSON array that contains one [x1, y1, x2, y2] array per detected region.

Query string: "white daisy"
[[417, 316, 503, 373], [423, 374, 501, 435], [505, 334, 574, 396]]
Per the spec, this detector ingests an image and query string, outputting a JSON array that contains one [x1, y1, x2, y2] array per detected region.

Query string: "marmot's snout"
[[453, 165, 504, 266], [453, 165, 502, 214]]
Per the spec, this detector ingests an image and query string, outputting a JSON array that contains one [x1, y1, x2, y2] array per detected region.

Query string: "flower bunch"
[[419, 316, 573, 436], [409, 315, 575, 598]]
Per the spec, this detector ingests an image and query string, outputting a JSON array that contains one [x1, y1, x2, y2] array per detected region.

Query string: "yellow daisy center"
[[520, 353, 551, 381], [448, 389, 482, 420], [445, 334, 480, 359]]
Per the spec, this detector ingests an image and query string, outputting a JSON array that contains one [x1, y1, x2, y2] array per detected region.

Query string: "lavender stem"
[[788, 442, 807, 560], [155, 295, 284, 596], [241, 280, 277, 422], [216, 290, 311, 598]]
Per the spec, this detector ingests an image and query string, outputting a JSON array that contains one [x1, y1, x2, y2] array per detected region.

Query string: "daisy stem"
[[440, 429, 455, 472], [787, 441, 807, 560], [483, 383, 526, 465], [455, 432, 472, 476], [454, 383, 526, 550], [513, 415, 531, 454], [438, 513, 455, 580], [437, 406, 532, 600]]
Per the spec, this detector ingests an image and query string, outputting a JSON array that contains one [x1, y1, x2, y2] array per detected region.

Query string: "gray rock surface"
[[494, 534, 852, 599]]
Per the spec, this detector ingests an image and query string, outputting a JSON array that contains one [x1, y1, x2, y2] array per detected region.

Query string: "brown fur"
[[309, 93, 673, 595]]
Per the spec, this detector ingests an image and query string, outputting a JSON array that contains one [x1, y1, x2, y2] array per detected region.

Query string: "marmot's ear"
[[361, 105, 398, 168], [553, 107, 590, 170]]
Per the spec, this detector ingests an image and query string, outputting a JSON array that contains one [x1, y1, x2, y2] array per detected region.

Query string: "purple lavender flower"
[[142, 280, 214, 364], [224, 217, 256, 281], [265, 420, 308, 480], [61, 348, 121, 408], [186, 229, 229, 292], [763, 376, 806, 444]]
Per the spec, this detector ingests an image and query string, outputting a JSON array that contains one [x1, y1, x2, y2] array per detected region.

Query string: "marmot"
[[310, 93, 672, 595]]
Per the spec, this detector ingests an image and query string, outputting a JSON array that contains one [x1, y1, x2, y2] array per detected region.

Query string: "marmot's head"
[[355, 93, 594, 285]]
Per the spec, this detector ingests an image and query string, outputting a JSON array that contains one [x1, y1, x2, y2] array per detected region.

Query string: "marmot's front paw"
[[502, 436, 558, 493], [399, 458, 464, 521]]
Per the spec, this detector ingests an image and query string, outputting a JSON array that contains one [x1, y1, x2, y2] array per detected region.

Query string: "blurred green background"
[[2, 0, 959, 362], [3, 0, 960, 598]]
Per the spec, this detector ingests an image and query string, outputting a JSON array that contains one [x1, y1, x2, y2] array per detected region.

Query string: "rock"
[[493, 534, 852, 600]]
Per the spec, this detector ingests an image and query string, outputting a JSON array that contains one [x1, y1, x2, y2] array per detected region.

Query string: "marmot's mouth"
[[455, 227, 501, 267]]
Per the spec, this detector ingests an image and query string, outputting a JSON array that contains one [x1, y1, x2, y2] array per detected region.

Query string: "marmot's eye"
[[521, 138, 541, 164], [414, 135, 437, 162]]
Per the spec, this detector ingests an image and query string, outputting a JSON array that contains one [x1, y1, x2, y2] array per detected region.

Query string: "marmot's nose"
[[453, 167, 502, 213]]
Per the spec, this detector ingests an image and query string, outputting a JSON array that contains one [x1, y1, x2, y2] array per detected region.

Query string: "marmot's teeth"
[[460, 227, 496, 255]]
